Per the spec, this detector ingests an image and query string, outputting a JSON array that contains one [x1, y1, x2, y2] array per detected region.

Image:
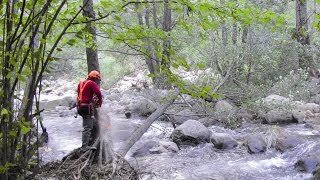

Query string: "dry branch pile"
[[35, 146, 138, 180]]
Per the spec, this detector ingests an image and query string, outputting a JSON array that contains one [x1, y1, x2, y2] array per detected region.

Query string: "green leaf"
[[202, 86, 212, 92], [147, 73, 155, 78], [196, 63, 206, 69], [1, 108, 9, 116], [19, 121, 31, 135], [0, 162, 15, 174], [56, 48, 63, 51], [21, 125, 30, 135]]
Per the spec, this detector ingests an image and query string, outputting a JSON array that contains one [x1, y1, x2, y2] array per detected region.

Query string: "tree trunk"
[[136, 1, 159, 84], [83, 0, 100, 73], [118, 90, 180, 156], [296, 0, 310, 46], [296, 0, 312, 69], [155, 0, 172, 89], [220, 0, 228, 46], [232, 0, 238, 45]]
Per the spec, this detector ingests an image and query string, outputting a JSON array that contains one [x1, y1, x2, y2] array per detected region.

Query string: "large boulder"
[[172, 109, 200, 125], [245, 134, 267, 154], [170, 120, 211, 146], [263, 94, 290, 107], [210, 133, 238, 150], [121, 95, 157, 117], [213, 100, 237, 125], [40, 96, 75, 111], [264, 109, 296, 124]]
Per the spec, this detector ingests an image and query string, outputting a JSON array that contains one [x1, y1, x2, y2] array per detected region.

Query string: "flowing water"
[[39, 104, 319, 180]]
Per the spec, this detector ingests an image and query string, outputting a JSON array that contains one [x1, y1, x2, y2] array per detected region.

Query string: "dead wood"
[[117, 90, 180, 157]]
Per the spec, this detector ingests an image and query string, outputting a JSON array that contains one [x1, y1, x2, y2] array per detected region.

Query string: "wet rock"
[[292, 110, 306, 123], [245, 134, 267, 154], [131, 140, 178, 157], [295, 154, 320, 173], [275, 134, 304, 152], [170, 120, 211, 146], [313, 167, 320, 179], [210, 133, 238, 150], [173, 109, 200, 125], [132, 140, 159, 157], [125, 111, 131, 119], [158, 141, 179, 153]]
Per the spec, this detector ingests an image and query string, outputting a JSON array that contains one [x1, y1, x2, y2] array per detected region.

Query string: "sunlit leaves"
[[19, 120, 31, 135], [1, 108, 9, 116]]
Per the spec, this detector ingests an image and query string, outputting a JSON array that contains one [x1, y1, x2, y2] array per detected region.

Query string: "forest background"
[[0, 0, 320, 179]]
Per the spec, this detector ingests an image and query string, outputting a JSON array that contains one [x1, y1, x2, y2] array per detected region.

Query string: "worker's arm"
[[91, 82, 103, 106]]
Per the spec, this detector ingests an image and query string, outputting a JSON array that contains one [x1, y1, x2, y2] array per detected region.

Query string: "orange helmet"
[[88, 70, 101, 80]]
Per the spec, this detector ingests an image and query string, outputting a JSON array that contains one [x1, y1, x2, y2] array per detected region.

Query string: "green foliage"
[[0, 162, 15, 174]]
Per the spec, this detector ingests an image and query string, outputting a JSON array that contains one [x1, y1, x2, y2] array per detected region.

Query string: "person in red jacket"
[[77, 70, 103, 151]]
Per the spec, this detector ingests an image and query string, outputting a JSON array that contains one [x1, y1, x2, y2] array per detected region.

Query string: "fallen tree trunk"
[[118, 90, 180, 157]]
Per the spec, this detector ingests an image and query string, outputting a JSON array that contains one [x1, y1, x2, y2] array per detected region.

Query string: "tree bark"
[[83, 0, 100, 73], [232, 0, 238, 45], [220, 0, 228, 46], [296, 0, 310, 46], [296, 0, 313, 70], [154, 0, 172, 89]]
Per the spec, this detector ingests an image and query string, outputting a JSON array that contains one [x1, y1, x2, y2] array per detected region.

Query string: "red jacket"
[[77, 79, 102, 106]]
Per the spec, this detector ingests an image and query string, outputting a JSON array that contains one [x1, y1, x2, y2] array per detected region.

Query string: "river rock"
[[295, 154, 320, 173], [170, 120, 211, 146], [245, 134, 267, 154], [213, 100, 237, 127], [173, 109, 200, 125], [131, 140, 160, 157], [197, 117, 221, 127], [121, 95, 157, 117], [210, 133, 238, 150], [294, 103, 320, 113], [131, 140, 179, 157], [292, 110, 307, 123], [274, 134, 305, 152], [264, 109, 296, 124], [263, 94, 289, 107]]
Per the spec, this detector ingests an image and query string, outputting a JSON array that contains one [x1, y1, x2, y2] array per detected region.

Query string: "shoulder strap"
[[77, 80, 91, 102]]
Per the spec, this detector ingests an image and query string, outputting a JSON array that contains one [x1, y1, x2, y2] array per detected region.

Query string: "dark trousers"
[[82, 114, 94, 148], [78, 106, 96, 148]]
